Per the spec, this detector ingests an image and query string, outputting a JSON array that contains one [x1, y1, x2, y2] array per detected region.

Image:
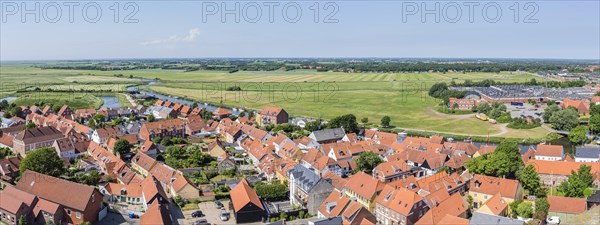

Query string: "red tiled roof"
[[318, 190, 351, 217], [536, 144, 564, 157], [16, 170, 97, 211], [230, 179, 263, 212], [470, 174, 520, 199], [547, 196, 587, 214], [376, 185, 423, 215], [415, 193, 467, 225], [344, 171, 384, 200]]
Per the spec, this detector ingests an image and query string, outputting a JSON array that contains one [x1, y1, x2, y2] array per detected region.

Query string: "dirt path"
[[125, 93, 137, 107]]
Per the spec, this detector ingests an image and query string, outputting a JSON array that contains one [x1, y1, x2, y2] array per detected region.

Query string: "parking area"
[[506, 103, 545, 121], [182, 200, 236, 225]]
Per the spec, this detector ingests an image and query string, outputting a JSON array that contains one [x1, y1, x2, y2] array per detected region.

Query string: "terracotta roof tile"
[[547, 196, 587, 214], [230, 179, 263, 212]]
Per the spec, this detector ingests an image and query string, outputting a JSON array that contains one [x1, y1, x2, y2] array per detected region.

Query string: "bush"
[[253, 182, 288, 201], [226, 86, 242, 91]]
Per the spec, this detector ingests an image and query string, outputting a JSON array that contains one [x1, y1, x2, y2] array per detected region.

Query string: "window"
[[76, 212, 81, 219], [67, 209, 71, 215]]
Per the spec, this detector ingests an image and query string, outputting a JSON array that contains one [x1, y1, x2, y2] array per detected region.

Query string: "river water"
[[128, 81, 242, 116]]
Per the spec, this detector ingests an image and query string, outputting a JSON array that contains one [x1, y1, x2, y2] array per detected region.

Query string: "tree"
[[354, 151, 383, 174], [558, 165, 594, 198], [161, 137, 174, 146], [111, 117, 124, 126], [10, 107, 24, 119], [476, 102, 492, 114], [517, 165, 542, 196], [533, 198, 549, 220], [147, 114, 155, 122], [530, 78, 537, 85], [166, 146, 186, 159], [381, 116, 391, 127], [549, 109, 579, 131], [466, 141, 523, 178], [543, 105, 560, 122], [0, 100, 8, 111], [113, 139, 132, 157], [590, 114, 600, 134], [22, 122, 37, 130], [187, 151, 213, 167], [509, 201, 520, 218], [0, 147, 13, 159], [20, 147, 65, 177], [304, 119, 322, 132], [516, 201, 533, 218], [87, 114, 105, 129], [491, 141, 523, 178], [327, 114, 359, 133], [18, 215, 26, 225], [75, 170, 101, 186], [591, 104, 600, 115], [568, 125, 588, 145], [361, 117, 369, 126], [253, 182, 289, 201], [52, 105, 62, 113]]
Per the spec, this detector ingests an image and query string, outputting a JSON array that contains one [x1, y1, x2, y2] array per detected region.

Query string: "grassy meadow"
[[0, 63, 551, 138]]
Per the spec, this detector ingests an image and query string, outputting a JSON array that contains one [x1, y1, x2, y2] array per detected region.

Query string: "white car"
[[220, 210, 229, 221], [546, 216, 560, 224]]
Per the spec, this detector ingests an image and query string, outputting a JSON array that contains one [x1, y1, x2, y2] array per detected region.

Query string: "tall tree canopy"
[[549, 109, 579, 131], [354, 151, 383, 174], [113, 139, 132, 157], [517, 165, 544, 196], [466, 141, 523, 178], [327, 114, 359, 133], [20, 147, 65, 177], [568, 125, 588, 145], [558, 165, 594, 198], [381, 116, 391, 127]]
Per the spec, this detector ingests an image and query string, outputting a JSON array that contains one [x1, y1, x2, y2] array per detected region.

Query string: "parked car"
[[191, 210, 203, 218], [215, 200, 224, 209], [220, 210, 229, 221], [546, 216, 560, 224], [194, 219, 209, 225]]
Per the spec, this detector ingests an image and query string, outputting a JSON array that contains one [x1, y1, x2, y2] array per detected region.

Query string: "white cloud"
[[141, 28, 200, 46]]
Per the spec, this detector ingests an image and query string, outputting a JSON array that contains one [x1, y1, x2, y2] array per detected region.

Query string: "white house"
[[534, 144, 564, 161], [575, 147, 600, 162]]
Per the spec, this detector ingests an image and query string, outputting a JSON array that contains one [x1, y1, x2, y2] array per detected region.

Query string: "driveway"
[[190, 200, 235, 225]]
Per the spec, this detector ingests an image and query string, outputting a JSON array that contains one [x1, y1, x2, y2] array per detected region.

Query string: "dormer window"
[[475, 181, 481, 188], [384, 193, 392, 201]]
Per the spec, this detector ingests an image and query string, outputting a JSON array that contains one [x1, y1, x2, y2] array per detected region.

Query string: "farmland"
[[0, 63, 551, 138]]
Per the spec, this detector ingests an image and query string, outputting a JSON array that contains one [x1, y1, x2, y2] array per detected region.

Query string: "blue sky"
[[1, 1, 599, 60]]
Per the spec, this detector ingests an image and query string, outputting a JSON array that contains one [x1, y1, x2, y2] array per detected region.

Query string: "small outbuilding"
[[230, 179, 266, 223]]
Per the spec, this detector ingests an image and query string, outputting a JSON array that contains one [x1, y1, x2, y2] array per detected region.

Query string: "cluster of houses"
[[0, 103, 211, 225], [228, 127, 600, 224], [1, 99, 600, 225]]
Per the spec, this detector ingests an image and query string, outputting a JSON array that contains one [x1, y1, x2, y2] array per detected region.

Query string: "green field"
[[12, 92, 104, 109], [0, 64, 552, 138]]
